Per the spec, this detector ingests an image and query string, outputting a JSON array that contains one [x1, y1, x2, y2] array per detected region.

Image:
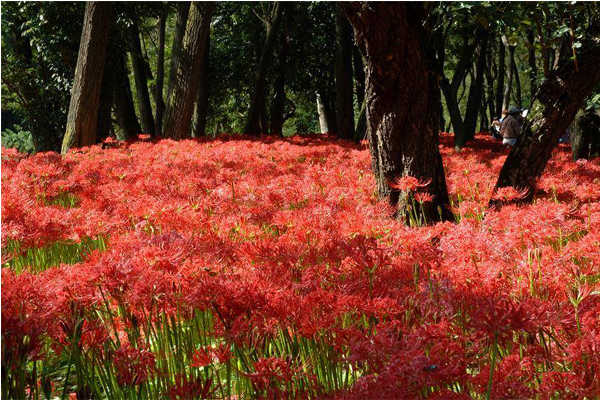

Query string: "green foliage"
[[1, 124, 34, 154]]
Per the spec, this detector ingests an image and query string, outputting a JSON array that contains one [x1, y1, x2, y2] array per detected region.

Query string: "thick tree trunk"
[[269, 5, 291, 137], [62, 2, 112, 154], [113, 49, 142, 140], [502, 39, 515, 111], [354, 97, 367, 143], [526, 29, 538, 99], [244, 2, 285, 136], [155, 10, 167, 137], [166, 2, 191, 106], [340, 2, 453, 224], [461, 30, 489, 146], [334, 5, 355, 140], [492, 45, 600, 203], [163, 2, 215, 140], [192, 31, 210, 137], [495, 37, 506, 117], [129, 22, 155, 136], [571, 108, 600, 161]]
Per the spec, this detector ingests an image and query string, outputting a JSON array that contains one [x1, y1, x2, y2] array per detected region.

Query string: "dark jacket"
[[500, 115, 520, 139]]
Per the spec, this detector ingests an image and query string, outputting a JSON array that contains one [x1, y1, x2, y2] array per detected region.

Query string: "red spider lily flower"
[[113, 344, 156, 386], [414, 192, 435, 203], [191, 347, 213, 368], [212, 343, 233, 364], [389, 176, 432, 192], [491, 186, 530, 202], [165, 375, 215, 400]]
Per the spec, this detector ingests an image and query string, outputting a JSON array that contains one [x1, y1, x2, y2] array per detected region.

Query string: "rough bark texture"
[[155, 11, 167, 137], [244, 2, 285, 136], [526, 29, 538, 99], [62, 2, 112, 154], [113, 49, 142, 140], [340, 2, 453, 224], [512, 53, 522, 109], [495, 37, 506, 117], [129, 22, 155, 136], [96, 41, 115, 142], [270, 5, 291, 137], [166, 2, 191, 106], [192, 31, 210, 137], [334, 5, 355, 140], [571, 108, 600, 160], [163, 2, 214, 140], [353, 45, 365, 106], [316, 93, 330, 133], [493, 45, 600, 202], [502, 39, 515, 111]]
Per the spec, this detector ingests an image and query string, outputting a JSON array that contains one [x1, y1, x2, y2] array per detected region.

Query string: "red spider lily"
[[113, 344, 156, 386], [191, 347, 213, 368], [389, 176, 432, 192]]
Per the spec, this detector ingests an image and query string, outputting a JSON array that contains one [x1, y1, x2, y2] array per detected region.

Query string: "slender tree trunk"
[[129, 21, 155, 136], [492, 45, 600, 203], [495, 37, 506, 117], [62, 2, 112, 153], [502, 39, 515, 111], [461, 30, 489, 146], [192, 31, 210, 137], [334, 5, 355, 140], [270, 5, 292, 136], [244, 2, 285, 136], [96, 40, 115, 142], [526, 29, 538, 99], [340, 2, 453, 224], [479, 90, 488, 132], [571, 108, 600, 160], [512, 54, 522, 109], [353, 45, 365, 106], [536, 18, 550, 77], [484, 57, 496, 120], [316, 93, 329, 133], [166, 2, 191, 105], [113, 49, 142, 140], [354, 97, 367, 143], [155, 10, 167, 137], [163, 2, 215, 140]]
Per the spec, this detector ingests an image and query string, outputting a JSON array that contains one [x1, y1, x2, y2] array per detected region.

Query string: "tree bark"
[[571, 108, 600, 161], [129, 21, 155, 136], [163, 2, 215, 140], [334, 5, 355, 140], [495, 37, 506, 117], [62, 2, 112, 154], [96, 40, 115, 142], [192, 30, 211, 137], [512, 53, 522, 109], [353, 44, 365, 106], [316, 93, 329, 133], [461, 29, 489, 146], [269, 4, 292, 137], [113, 49, 142, 141], [502, 39, 515, 111], [340, 2, 453, 224], [155, 10, 167, 137], [526, 29, 538, 99], [244, 2, 285, 136], [166, 2, 191, 106], [492, 45, 600, 203]]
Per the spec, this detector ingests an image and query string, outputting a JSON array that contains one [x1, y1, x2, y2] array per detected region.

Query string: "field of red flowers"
[[2, 133, 599, 399]]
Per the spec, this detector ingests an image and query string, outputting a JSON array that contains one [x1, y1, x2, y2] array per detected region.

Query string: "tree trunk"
[[129, 21, 155, 136], [512, 53, 522, 109], [96, 40, 115, 142], [353, 45, 365, 106], [113, 49, 142, 141], [492, 45, 600, 203], [269, 5, 292, 137], [155, 10, 167, 137], [166, 2, 191, 106], [62, 2, 112, 154], [526, 29, 538, 99], [163, 2, 215, 140], [334, 5, 355, 140], [484, 55, 496, 120], [244, 2, 285, 136], [571, 108, 600, 161], [354, 97, 367, 143], [340, 2, 453, 225], [316, 93, 329, 133], [502, 39, 515, 111], [495, 37, 506, 117], [192, 31, 211, 137], [461, 30, 489, 146]]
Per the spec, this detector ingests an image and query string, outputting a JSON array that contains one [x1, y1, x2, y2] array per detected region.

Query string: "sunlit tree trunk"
[[502, 38, 515, 111], [163, 2, 215, 140], [155, 10, 167, 137], [192, 31, 210, 137], [166, 2, 191, 105], [129, 21, 155, 136], [113, 49, 142, 140], [62, 2, 112, 154], [340, 2, 453, 224]]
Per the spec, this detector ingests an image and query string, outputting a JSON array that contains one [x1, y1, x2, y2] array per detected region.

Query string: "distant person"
[[500, 107, 521, 146], [490, 117, 502, 139]]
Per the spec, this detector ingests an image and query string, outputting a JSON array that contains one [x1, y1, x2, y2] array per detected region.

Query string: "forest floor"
[[2, 133, 599, 398]]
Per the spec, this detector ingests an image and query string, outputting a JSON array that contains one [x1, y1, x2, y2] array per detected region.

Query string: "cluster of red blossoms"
[[2, 133, 599, 398]]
